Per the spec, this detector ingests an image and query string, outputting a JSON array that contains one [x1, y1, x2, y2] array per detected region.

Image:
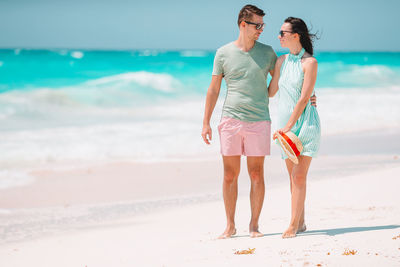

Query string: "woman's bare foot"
[[249, 224, 263, 238], [218, 228, 237, 239], [297, 223, 307, 233], [249, 230, 263, 238], [282, 225, 297, 238]]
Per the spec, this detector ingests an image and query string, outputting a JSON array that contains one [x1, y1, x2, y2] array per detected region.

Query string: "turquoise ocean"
[[1, 49, 400, 188]]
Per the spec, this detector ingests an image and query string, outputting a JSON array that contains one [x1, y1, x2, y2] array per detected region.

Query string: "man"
[[201, 5, 315, 239]]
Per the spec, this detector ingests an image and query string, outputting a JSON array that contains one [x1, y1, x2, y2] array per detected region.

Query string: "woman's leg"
[[282, 156, 312, 238], [285, 160, 306, 233]]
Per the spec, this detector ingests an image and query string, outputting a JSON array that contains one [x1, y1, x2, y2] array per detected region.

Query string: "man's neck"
[[234, 33, 255, 52]]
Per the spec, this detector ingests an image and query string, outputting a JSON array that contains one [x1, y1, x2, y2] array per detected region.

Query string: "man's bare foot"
[[218, 228, 237, 239], [282, 226, 297, 238], [297, 223, 307, 233]]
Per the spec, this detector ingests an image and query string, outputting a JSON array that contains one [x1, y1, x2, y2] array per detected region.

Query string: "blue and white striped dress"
[[277, 48, 321, 158]]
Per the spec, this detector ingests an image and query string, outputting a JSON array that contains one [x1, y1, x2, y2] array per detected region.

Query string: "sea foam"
[[85, 71, 181, 93], [335, 65, 400, 87], [71, 51, 84, 59], [0, 170, 35, 189], [1, 85, 399, 170]]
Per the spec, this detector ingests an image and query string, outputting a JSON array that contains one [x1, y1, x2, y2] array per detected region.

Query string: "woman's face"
[[278, 22, 297, 48]]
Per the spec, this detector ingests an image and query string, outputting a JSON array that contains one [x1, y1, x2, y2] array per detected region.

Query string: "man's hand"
[[202, 124, 212, 145], [310, 94, 317, 107]]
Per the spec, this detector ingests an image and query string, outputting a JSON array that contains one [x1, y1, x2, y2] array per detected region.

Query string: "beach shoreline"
[[1, 128, 399, 209]]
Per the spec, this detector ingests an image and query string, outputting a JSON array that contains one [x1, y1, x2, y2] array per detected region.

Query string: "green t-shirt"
[[212, 41, 277, 122]]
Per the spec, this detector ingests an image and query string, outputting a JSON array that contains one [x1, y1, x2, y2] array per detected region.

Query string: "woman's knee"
[[291, 173, 306, 188]]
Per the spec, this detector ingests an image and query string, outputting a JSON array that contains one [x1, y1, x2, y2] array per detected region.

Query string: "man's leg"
[[284, 160, 306, 233], [219, 155, 241, 239], [247, 156, 265, 238]]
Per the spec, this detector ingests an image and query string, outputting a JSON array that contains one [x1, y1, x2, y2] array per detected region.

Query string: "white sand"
[[1, 129, 400, 266], [0, 154, 400, 266]]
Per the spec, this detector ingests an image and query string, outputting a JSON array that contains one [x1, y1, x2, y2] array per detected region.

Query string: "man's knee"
[[249, 168, 264, 183], [224, 168, 239, 184]]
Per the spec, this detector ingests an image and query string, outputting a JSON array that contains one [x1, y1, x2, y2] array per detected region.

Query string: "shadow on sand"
[[298, 224, 400, 236], [230, 224, 400, 239]]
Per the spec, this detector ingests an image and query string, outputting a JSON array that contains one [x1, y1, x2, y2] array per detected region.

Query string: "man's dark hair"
[[237, 5, 265, 27]]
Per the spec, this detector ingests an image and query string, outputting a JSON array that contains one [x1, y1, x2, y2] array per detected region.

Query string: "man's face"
[[243, 14, 264, 41]]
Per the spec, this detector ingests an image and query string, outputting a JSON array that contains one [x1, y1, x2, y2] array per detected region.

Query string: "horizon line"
[[0, 46, 399, 53]]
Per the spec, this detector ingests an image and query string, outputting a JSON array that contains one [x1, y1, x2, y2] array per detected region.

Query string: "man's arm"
[[202, 74, 223, 144]]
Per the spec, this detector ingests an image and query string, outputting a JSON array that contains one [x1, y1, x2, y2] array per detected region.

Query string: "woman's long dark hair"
[[284, 17, 317, 56]]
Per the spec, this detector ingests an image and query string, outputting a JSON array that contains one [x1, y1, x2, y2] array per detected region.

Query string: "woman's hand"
[[273, 126, 291, 140]]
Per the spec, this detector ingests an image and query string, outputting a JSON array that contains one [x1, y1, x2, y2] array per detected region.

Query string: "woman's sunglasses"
[[279, 30, 294, 37], [244, 21, 265, 30]]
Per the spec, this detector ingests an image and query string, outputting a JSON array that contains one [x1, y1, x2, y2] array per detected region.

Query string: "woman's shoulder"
[[302, 52, 318, 64], [274, 54, 287, 70], [277, 54, 287, 63], [302, 53, 318, 69], [301, 53, 318, 74]]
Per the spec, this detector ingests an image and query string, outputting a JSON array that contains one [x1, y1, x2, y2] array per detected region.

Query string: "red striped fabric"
[[280, 132, 300, 157]]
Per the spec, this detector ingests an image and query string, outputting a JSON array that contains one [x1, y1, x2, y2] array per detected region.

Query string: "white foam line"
[[0, 170, 35, 190]]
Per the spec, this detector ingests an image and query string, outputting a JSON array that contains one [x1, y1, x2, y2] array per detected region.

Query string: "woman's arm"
[[279, 57, 318, 133], [268, 55, 285, 97]]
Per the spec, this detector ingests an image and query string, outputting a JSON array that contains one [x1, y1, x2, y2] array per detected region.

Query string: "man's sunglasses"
[[244, 21, 265, 30], [279, 30, 294, 37]]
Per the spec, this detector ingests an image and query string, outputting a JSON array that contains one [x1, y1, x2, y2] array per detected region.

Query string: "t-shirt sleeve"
[[269, 49, 278, 71], [212, 49, 224, 75]]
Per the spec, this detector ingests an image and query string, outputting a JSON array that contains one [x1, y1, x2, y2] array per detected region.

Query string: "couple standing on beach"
[[201, 5, 320, 239]]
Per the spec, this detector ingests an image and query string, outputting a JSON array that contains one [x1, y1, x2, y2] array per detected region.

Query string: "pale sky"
[[0, 0, 397, 51]]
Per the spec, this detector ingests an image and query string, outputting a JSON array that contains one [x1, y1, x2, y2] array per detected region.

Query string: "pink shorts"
[[218, 117, 271, 156]]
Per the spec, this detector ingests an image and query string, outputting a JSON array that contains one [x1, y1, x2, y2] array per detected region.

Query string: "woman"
[[268, 17, 321, 238]]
